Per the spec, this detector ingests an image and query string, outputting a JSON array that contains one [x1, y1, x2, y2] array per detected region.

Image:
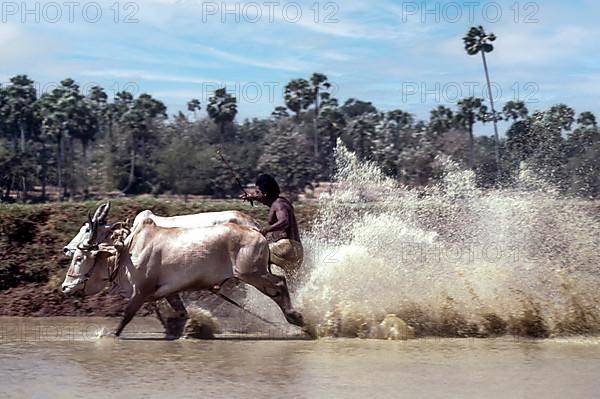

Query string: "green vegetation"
[[1, 27, 599, 202]]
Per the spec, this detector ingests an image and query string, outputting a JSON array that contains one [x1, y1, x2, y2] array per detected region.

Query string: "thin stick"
[[216, 148, 253, 206]]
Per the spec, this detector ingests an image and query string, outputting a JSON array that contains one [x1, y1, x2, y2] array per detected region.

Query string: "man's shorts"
[[269, 239, 303, 275]]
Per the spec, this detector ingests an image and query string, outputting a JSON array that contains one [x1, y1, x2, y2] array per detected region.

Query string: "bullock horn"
[[92, 202, 111, 223], [86, 210, 99, 247], [98, 201, 111, 223], [91, 204, 103, 222]]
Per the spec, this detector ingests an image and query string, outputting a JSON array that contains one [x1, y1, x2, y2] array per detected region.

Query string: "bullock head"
[[61, 245, 118, 295], [62, 203, 131, 296], [61, 225, 130, 295], [63, 202, 111, 256]]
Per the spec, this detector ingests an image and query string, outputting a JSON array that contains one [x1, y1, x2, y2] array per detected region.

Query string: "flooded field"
[[1, 317, 600, 399], [3, 146, 600, 398]]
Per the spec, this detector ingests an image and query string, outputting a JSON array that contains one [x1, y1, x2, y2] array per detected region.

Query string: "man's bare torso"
[[268, 197, 300, 242]]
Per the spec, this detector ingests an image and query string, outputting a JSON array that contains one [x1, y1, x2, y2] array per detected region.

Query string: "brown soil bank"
[[0, 198, 318, 316]]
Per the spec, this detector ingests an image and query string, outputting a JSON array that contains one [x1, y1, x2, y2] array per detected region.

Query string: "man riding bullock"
[[61, 203, 304, 338], [241, 174, 303, 277]]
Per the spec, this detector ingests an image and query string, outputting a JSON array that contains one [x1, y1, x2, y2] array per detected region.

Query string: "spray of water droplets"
[[296, 142, 600, 338]]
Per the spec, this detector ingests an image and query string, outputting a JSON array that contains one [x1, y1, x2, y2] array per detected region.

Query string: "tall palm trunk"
[[104, 117, 114, 191], [18, 122, 27, 201], [66, 137, 75, 199], [19, 122, 26, 153], [125, 145, 136, 193], [40, 142, 47, 200], [468, 120, 475, 170], [57, 134, 64, 201], [313, 88, 319, 158], [82, 140, 89, 196], [481, 52, 500, 177]]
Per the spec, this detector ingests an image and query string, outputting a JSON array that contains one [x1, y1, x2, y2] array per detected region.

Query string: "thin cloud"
[[81, 69, 217, 85], [193, 45, 312, 72]]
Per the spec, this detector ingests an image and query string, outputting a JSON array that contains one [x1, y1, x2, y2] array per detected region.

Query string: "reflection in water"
[[2, 317, 600, 399]]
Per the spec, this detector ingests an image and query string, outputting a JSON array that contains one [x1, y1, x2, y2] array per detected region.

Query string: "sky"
[[1, 0, 598, 134]]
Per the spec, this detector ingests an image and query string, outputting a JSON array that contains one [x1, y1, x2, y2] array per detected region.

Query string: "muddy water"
[[1, 317, 599, 399]]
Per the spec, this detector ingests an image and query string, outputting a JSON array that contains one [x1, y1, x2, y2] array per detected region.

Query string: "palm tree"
[[283, 78, 311, 120], [428, 105, 455, 135], [3, 75, 37, 199], [187, 98, 201, 120], [206, 88, 237, 141], [455, 97, 488, 169], [120, 93, 166, 193], [576, 111, 597, 130], [271, 106, 290, 120], [502, 100, 529, 122], [567, 111, 598, 157], [341, 98, 377, 118], [38, 90, 69, 199], [463, 26, 500, 172], [308, 73, 331, 158]]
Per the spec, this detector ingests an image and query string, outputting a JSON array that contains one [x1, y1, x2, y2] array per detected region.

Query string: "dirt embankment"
[[0, 198, 317, 316]]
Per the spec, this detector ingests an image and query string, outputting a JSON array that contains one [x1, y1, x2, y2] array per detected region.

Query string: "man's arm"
[[240, 192, 260, 201], [261, 203, 289, 234]]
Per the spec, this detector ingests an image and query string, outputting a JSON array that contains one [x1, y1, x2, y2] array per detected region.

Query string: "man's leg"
[[269, 239, 304, 280]]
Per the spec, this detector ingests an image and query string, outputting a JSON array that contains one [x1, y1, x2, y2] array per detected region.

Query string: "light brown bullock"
[[63, 203, 259, 257], [62, 208, 303, 337]]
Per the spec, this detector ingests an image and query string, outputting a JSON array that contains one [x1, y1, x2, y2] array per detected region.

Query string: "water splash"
[[184, 307, 220, 339], [297, 142, 600, 338]]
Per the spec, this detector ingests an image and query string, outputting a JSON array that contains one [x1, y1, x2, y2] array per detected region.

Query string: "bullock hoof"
[[164, 317, 188, 339], [284, 310, 304, 327]]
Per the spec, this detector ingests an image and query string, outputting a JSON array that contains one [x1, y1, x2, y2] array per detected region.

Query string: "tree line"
[[3, 26, 597, 202], [0, 70, 599, 202]]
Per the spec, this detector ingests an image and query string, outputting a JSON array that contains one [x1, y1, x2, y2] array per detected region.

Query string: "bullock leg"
[[152, 299, 173, 334], [152, 301, 168, 331], [236, 272, 304, 327], [115, 294, 147, 337], [164, 294, 189, 339]]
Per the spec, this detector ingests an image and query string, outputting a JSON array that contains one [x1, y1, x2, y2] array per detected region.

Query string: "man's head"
[[256, 174, 280, 200]]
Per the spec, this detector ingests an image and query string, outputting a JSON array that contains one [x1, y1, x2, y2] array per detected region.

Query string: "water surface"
[[1, 317, 599, 399]]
